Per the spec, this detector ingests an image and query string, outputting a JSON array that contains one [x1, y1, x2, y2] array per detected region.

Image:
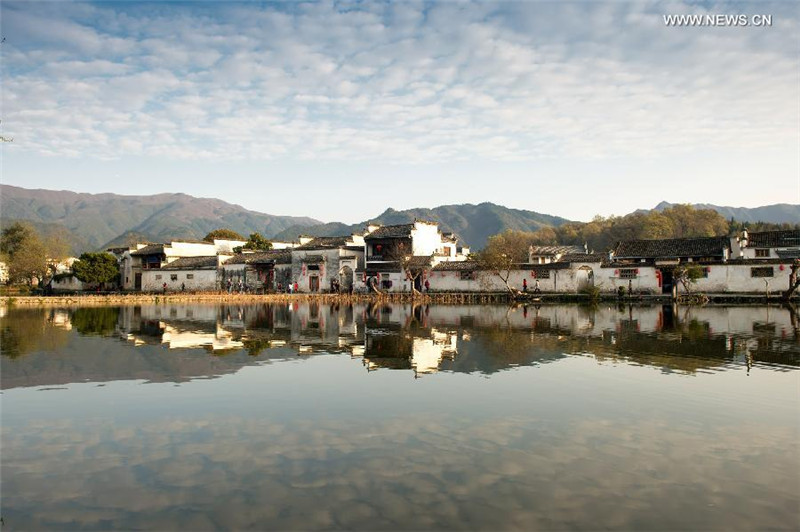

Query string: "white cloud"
[[1, 0, 796, 165]]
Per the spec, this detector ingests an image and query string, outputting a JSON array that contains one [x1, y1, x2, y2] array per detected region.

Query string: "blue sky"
[[1, 1, 797, 223]]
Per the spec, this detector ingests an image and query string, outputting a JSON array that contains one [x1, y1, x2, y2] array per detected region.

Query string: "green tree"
[[203, 228, 245, 242], [72, 252, 119, 287], [673, 264, 705, 295], [243, 232, 272, 251], [1, 222, 48, 285]]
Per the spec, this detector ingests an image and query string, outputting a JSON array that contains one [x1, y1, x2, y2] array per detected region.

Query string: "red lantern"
[[614, 269, 619, 276], [706, 266, 712, 273], [780, 264, 785, 271], [635, 268, 639, 274]]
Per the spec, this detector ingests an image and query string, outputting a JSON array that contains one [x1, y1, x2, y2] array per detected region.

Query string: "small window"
[[170, 274, 178, 281], [155, 274, 162, 280], [186, 274, 194, 279], [751, 267, 774, 278], [460, 270, 473, 280], [381, 279, 393, 289], [534, 270, 551, 279], [755, 249, 770, 258], [619, 269, 637, 279], [307, 264, 320, 271]]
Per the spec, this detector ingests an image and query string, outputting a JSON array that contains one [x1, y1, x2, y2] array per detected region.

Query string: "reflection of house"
[[361, 220, 469, 292], [291, 235, 366, 293], [733, 230, 800, 260], [222, 250, 292, 292]]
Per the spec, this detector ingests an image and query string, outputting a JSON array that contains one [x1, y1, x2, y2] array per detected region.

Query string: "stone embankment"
[[1, 291, 793, 308]]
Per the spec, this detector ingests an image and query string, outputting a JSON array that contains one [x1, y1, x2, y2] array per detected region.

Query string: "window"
[[170, 274, 178, 281], [533, 270, 551, 279], [307, 264, 320, 271], [755, 249, 770, 258], [619, 269, 637, 279], [155, 274, 162, 280], [751, 267, 774, 278], [381, 279, 393, 289], [460, 270, 474, 280], [186, 274, 194, 279]]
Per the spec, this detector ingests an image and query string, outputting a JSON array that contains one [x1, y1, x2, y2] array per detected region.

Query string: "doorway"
[[309, 276, 319, 292], [660, 269, 673, 294]]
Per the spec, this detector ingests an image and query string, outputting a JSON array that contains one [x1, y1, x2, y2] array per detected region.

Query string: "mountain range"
[[1, 184, 798, 253], [0, 185, 320, 252], [653, 201, 800, 224]]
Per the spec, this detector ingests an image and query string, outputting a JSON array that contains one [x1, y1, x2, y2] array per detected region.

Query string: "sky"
[[1, 0, 798, 224]]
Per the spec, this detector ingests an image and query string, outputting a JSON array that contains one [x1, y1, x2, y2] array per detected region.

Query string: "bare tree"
[[782, 259, 800, 301]]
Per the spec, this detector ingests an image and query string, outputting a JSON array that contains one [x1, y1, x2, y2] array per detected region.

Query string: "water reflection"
[[1, 303, 798, 530], [1, 303, 798, 389]]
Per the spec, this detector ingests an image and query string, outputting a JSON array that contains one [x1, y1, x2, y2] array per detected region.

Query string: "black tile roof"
[[432, 261, 480, 271], [558, 253, 602, 263], [406, 255, 433, 270], [161, 256, 218, 270], [130, 244, 165, 256], [299, 254, 325, 264], [295, 236, 352, 250], [747, 230, 800, 248], [365, 224, 415, 239], [225, 250, 292, 265], [613, 237, 730, 259], [529, 245, 585, 256]]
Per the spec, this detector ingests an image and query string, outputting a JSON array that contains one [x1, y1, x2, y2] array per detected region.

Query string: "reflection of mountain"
[[2, 303, 798, 389]]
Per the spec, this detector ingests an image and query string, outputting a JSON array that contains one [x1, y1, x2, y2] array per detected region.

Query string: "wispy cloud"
[[1, 1, 796, 165]]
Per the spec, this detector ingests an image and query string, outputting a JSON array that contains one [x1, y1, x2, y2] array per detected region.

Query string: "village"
[[40, 220, 800, 299]]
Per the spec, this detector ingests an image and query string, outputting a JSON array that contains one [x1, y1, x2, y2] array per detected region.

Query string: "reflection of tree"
[[72, 307, 120, 337], [363, 327, 414, 370], [0, 309, 70, 358]]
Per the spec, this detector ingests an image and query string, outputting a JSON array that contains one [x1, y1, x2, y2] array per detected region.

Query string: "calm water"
[[1, 302, 799, 530]]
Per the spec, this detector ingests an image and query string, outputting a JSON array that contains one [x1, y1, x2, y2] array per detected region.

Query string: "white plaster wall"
[[213, 239, 247, 253], [411, 223, 443, 256], [594, 266, 660, 294], [292, 249, 340, 292], [691, 263, 791, 293], [51, 275, 87, 292], [141, 269, 218, 291], [165, 242, 218, 259]]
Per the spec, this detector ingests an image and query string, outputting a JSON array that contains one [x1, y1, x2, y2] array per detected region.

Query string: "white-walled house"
[[528, 245, 586, 264], [140, 255, 232, 292], [732, 230, 800, 260], [222, 250, 293, 292], [291, 235, 365, 293], [360, 220, 470, 293], [121, 240, 247, 291]]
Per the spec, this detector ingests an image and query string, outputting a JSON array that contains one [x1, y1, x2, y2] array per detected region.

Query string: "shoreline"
[[1, 291, 796, 308]]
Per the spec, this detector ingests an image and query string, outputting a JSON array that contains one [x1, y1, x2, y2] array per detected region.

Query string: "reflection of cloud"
[[2, 414, 797, 530]]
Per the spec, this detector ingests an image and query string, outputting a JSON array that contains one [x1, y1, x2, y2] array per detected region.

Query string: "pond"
[[1, 302, 799, 530]]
